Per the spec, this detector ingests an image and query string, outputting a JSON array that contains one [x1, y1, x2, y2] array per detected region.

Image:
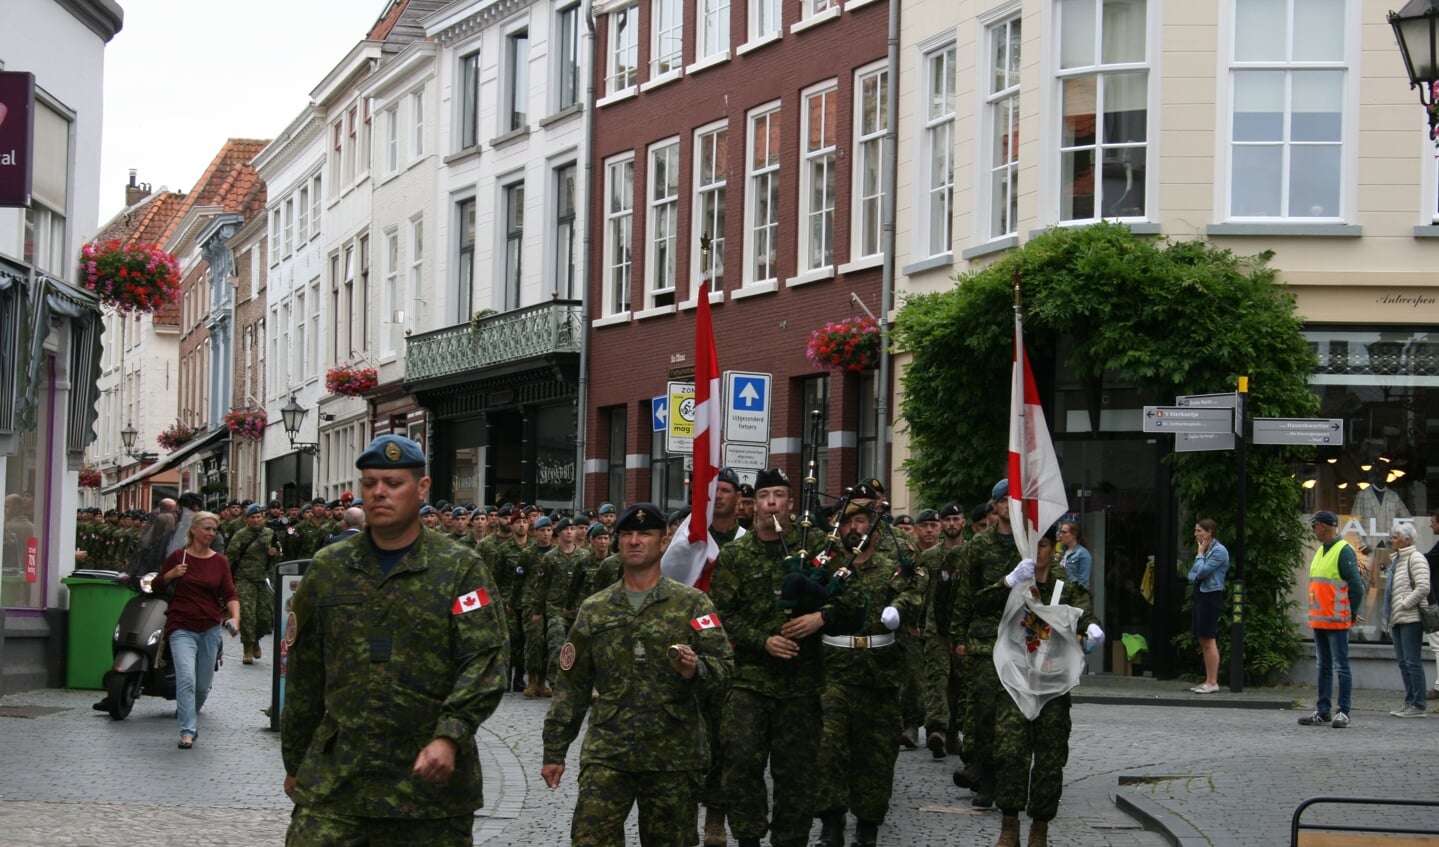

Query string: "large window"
[[694, 122, 727, 293], [651, 429, 687, 514], [749, 0, 780, 41], [409, 216, 424, 322], [652, 0, 684, 77], [920, 43, 956, 257], [384, 104, 400, 175], [283, 198, 293, 256], [746, 104, 781, 285], [554, 163, 577, 300], [604, 155, 635, 315], [647, 140, 680, 309], [1228, 0, 1345, 219], [608, 5, 639, 94], [297, 185, 309, 242], [502, 182, 525, 311], [853, 64, 887, 260], [506, 28, 530, 132], [800, 84, 837, 272], [697, 0, 729, 61], [1058, 0, 1148, 222], [456, 198, 476, 322], [384, 228, 400, 356], [460, 50, 481, 150], [411, 88, 425, 159], [986, 15, 1021, 239], [556, 4, 581, 110], [311, 175, 322, 234], [607, 405, 628, 506], [799, 375, 829, 519]]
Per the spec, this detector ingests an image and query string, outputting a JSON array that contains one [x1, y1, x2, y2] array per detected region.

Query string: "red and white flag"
[[1007, 306, 1067, 562], [662, 276, 722, 590], [690, 613, 722, 631], [451, 588, 491, 615]]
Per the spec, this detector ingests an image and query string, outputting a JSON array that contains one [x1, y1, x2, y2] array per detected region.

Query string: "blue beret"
[[991, 478, 1009, 500], [598, 502, 616, 515], [617, 502, 668, 532], [420, 505, 436, 516], [452, 507, 468, 518], [356, 434, 426, 470], [245, 504, 264, 516], [717, 467, 741, 488], [1311, 510, 1338, 526], [532, 516, 552, 529], [351, 499, 362, 506]]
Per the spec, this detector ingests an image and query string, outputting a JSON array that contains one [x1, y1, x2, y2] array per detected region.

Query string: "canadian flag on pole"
[[661, 276, 722, 590], [1006, 304, 1068, 561]]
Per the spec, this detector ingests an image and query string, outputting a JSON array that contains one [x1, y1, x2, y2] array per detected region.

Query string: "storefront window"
[[650, 430, 687, 515], [4, 359, 49, 609], [1296, 328, 1439, 641], [453, 446, 481, 506]]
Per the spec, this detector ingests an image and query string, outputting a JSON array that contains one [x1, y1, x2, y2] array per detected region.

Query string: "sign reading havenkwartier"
[[0, 72, 35, 208]]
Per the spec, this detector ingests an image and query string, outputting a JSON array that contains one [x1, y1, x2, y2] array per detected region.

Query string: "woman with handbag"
[[156, 511, 240, 748], [1384, 523, 1431, 717]]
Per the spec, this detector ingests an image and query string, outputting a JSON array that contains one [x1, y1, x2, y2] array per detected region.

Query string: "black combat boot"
[[736, 838, 762, 847], [814, 810, 846, 847], [972, 765, 996, 809], [848, 820, 878, 847], [511, 666, 526, 693]]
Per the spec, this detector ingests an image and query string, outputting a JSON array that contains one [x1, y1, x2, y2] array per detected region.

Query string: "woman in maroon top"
[[156, 511, 239, 748]]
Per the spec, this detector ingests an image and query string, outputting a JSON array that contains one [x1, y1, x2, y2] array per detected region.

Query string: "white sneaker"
[[1331, 712, 1351, 728], [1397, 705, 1427, 718], [1391, 706, 1408, 716]]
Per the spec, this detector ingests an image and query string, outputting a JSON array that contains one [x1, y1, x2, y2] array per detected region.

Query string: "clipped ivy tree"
[[893, 222, 1317, 681]]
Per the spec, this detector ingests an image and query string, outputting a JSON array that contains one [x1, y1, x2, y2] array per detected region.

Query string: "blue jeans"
[[1391, 621, 1427, 710], [169, 625, 221, 737], [1312, 628, 1352, 716]]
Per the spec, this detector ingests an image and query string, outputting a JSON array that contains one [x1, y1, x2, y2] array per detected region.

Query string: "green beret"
[[356, 435, 426, 470]]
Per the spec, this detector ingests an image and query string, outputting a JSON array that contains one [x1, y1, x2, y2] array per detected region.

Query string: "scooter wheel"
[[104, 670, 139, 720]]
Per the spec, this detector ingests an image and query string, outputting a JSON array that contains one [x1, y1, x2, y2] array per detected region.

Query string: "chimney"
[[124, 169, 151, 208]]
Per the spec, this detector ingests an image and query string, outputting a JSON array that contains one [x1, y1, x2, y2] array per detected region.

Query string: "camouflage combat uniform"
[[993, 563, 1095, 824], [709, 525, 832, 847], [290, 519, 329, 561], [545, 546, 591, 670], [281, 530, 508, 844], [921, 541, 966, 747], [950, 525, 1021, 785], [224, 524, 279, 648], [815, 548, 927, 825], [488, 534, 527, 678], [568, 550, 623, 611], [542, 575, 733, 846]]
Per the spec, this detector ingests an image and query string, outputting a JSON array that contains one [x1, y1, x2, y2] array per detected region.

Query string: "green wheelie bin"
[[63, 570, 137, 689]]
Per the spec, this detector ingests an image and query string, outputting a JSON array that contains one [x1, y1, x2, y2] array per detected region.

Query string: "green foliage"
[[892, 222, 1315, 681]]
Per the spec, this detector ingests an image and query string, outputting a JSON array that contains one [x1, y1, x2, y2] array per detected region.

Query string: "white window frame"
[[329, 121, 342, 194], [500, 179, 525, 311], [459, 49, 482, 150], [602, 152, 635, 317], [455, 196, 476, 324], [411, 88, 425, 160], [408, 215, 424, 329], [917, 42, 955, 259], [310, 175, 322, 235], [692, 120, 727, 297], [297, 289, 308, 380], [607, 5, 639, 96], [748, 0, 781, 43], [799, 81, 838, 275], [1055, 0, 1151, 224], [550, 160, 578, 300], [555, 3, 582, 111], [384, 103, 400, 175], [1222, 0, 1351, 222], [646, 138, 681, 309], [696, 0, 730, 63], [283, 198, 294, 257], [744, 102, 781, 288], [383, 227, 400, 357], [309, 278, 321, 382], [504, 23, 530, 133], [851, 61, 887, 261], [297, 184, 310, 242], [981, 12, 1021, 242], [270, 209, 282, 266], [651, 0, 684, 78]]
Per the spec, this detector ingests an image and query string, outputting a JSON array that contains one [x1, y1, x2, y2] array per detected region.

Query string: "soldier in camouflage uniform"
[[812, 501, 928, 847], [495, 510, 533, 693], [288, 501, 329, 561], [225, 504, 280, 663], [950, 481, 1023, 808], [541, 503, 733, 847], [990, 529, 1101, 847], [281, 435, 508, 847], [546, 519, 591, 677], [518, 516, 557, 695], [568, 524, 619, 609], [921, 502, 967, 759], [709, 468, 836, 847]]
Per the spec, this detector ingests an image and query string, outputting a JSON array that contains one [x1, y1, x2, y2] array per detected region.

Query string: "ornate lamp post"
[[1390, 0, 1439, 138], [280, 394, 318, 508]]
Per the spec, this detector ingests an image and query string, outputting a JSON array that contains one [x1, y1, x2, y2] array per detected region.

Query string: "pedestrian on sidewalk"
[[1298, 511, 1365, 729], [156, 511, 238, 750], [1383, 523, 1430, 717], [281, 435, 509, 847], [1187, 519, 1229, 694]]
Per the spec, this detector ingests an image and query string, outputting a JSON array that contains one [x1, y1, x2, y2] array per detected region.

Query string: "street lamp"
[[1390, 0, 1439, 136], [119, 421, 157, 462], [280, 394, 319, 455]]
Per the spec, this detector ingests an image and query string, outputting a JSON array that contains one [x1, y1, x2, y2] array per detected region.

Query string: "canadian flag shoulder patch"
[[690, 613, 722, 631], [452, 588, 492, 615]]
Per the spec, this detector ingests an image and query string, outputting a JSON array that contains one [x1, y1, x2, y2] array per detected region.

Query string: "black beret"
[[554, 517, 575, 531], [754, 467, 791, 490], [916, 508, 940, 524], [616, 502, 668, 532], [269, 499, 282, 508], [669, 505, 692, 526], [587, 522, 611, 538], [893, 514, 915, 526], [849, 480, 882, 501], [738, 483, 755, 497], [970, 503, 993, 524], [939, 501, 964, 518]]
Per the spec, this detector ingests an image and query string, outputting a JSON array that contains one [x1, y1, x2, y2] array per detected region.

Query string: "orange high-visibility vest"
[[1308, 539, 1352, 630]]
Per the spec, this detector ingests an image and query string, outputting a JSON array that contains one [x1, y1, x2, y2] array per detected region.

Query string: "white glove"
[[1083, 623, 1105, 654], [1004, 559, 1036, 587], [881, 606, 901, 631]]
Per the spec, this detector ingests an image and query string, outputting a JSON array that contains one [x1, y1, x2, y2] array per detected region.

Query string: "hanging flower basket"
[[326, 362, 378, 396], [156, 421, 201, 452], [806, 315, 881, 373], [78, 239, 183, 314], [224, 407, 267, 439], [78, 466, 102, 489]]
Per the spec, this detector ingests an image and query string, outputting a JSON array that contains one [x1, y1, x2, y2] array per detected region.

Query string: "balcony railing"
[[405, 300, 583, 385]]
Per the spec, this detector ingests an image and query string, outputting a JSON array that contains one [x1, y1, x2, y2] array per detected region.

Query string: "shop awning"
[[100, 426, 229, 495]]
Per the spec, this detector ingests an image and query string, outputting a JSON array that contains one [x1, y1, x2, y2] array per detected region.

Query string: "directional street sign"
[[1175, 432, 1236, 453], [651, 396, 667, 432], [666, 381, 695, 454], [1176, 393, 1238, 408], [1175, 393, 1241, 444], [1142, 406, 1233, 435], [723, 371, 772, 445], [1251, 417, 1344, 446], [723, 441, 769, 471]]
